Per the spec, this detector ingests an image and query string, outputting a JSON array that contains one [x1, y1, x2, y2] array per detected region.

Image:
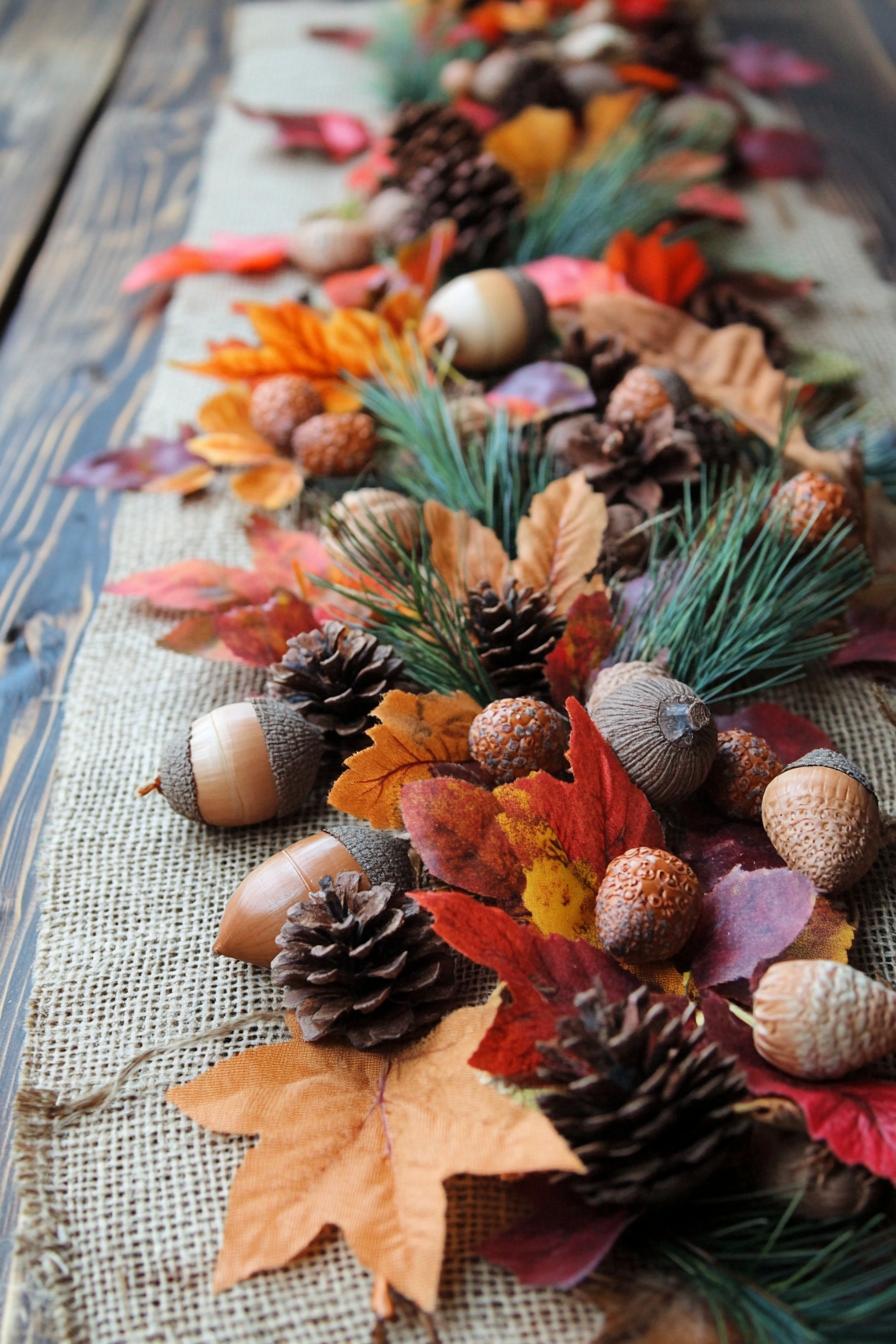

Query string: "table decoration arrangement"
[[20, 2, 896, 1341]]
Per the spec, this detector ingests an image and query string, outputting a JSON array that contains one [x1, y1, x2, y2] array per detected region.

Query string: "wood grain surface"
[[0, 0, 894, 1336]]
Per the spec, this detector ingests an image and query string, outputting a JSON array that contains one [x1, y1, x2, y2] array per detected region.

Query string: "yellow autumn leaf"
[[485, 106, 576, 198], [231, 460, 305, 510]]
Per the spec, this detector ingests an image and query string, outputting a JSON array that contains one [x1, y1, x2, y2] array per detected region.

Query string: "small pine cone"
[[292, 412, 377, 477], [272, 873, 455, 1050], [561, 328, 638, 412], [467, 579, 564, 699], [675, 404, 741, 470], [687, 281, 790, 368], [266, 620, 407, 763], [770, 471, 853, 544], [389, 101, 482, 183], [538, 982, 749, 1209], [706, 728, 782, 822], [496, 57, 580, 122], [397, 151, 524, 270], [249, 375, 324, 451], [606, 366, 692, 427], [469, 696, 568, 784]]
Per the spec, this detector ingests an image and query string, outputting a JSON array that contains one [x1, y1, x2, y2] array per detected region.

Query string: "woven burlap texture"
[[13, 5, 896, 1343]]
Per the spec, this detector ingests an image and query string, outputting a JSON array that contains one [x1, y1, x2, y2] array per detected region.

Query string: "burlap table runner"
[[12, 6, 896, 1342]]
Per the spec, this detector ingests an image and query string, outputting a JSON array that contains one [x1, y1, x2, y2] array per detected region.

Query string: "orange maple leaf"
[[604, 223, 708, 308], [485, 106, 576, 198], [167, 1003, 582, 1309], [328, 688, 480, 829], [188, 385, 305, 508]]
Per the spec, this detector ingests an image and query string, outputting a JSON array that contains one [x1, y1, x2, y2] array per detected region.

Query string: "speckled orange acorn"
[[706, 728, 782, 822], [468, 696, 568, 784], [292, 411, 377, 476], [596, 846, 702, 962], [248, 375, 324, 451], [770, 471, 852, 544]]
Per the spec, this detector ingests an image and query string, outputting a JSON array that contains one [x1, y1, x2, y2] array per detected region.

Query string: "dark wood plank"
[[0, 0, 235, 1326], [0, 0, 153, 320]]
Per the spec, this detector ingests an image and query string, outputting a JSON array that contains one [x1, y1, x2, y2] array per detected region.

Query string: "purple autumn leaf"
[[486, 362, 596, 422], [687, 865, 816, 988], [726, 39, 830, 92], [55, 425, 196, 492], [481, 1180, 631, 1289], [736, 128, 823, 180]]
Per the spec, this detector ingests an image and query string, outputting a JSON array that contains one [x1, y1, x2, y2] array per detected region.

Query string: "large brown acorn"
[[424, 268, 548, 374], [214, 824, 415, 966], [590, 674, 717, 806], [761, 750, 880, 894], [140, 699, 322, 828]]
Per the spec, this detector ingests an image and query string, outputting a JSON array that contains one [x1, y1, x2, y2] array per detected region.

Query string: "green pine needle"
[[353, 349, 554, 556], [369, 6, 485, 108], [615, 469, 873, 703]]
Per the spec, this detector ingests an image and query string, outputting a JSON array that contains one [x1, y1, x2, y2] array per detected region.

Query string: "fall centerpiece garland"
[[58, 0, 896, 1337]]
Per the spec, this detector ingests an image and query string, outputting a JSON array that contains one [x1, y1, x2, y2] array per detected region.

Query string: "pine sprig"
[[369, 5, 485, 108], [615, 469, 872, 703], [354, 351, 553, 556], [317, 508, 495, 703]]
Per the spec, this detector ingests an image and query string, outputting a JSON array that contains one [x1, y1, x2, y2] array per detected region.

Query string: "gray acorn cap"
[[784, 749, 876, 799], [158, 727, 201, 822], [253, 698, 324, 817], [323, 823, 414, 893]]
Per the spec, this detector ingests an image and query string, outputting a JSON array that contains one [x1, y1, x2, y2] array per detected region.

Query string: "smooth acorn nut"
[[214, 824, 414, 965], [141, 699, 322, 827], [596, 846, 702, 961], [424, 268, 548, 375], [591, 674, 717, 807], [761, 750, 880, 894], [288, 216, 374, 278], [752, 961, 896, 1079]]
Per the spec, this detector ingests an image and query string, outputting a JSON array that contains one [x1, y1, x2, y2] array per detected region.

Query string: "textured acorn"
[[596, 846, 702, 961], [327, 487, 420, 564], [292, 411, 377, 476], [761, 750, 880, 893], [752, 960, 896, 1079], [143, 699, 323, 828], [591, 674, 717, 806], [249, 374, 323, 451], [706, 728, 782, 822], [606, 365, 692, 427], [469, 696, 568, 784], [214, 824, 415, 966], [585, 659, 668, 712], [288, 216, 374, 277], [424, 268, 548, 375], [770, 470, 852, 544]]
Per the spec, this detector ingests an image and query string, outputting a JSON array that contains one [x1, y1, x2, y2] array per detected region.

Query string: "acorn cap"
[[782, 749, 875, 799], [158, 727, 201, 822], [324, 823, 415, 892]]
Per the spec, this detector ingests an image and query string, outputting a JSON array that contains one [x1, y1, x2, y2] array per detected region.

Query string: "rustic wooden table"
[[0, 0, 893, 1334]]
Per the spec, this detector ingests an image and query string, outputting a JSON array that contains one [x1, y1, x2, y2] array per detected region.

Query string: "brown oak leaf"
[[167, 1004, 582, 1309], [513, 470, 607, 615]]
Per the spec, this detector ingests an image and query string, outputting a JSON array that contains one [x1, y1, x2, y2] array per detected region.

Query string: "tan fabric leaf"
[[231, 460, 304, 509], [514, 470, 607, 614], [424, 500, 511, 600], [167, 1003, 582, 1311]]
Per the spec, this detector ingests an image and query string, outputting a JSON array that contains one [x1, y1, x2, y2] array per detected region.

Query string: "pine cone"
[[687, 281, 790, 368], [389, 101, 481, 184], [675, 404, 741, 469], [547, 406, 702, 515], [598, 502, 651, 582], [396, 150, 524, 269], [538, 982, 749, 1208], [634, 4, 711, 81], [266, 621, 407, 763], [561, 329, 639, 413], [468, 578, 564, 698], [496, 57, 581, 122], [272, 873, 455, 1049]]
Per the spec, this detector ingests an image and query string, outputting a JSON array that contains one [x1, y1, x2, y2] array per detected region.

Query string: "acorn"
[[140, 699, 323, 828], [439, 56, 476, 100], [249, 375, 323, 451], [606, 366, 693, 427], [364, 187, 415, 245], [591, 674, 717, 807], [424, 268, 548, 375], [761, 750, 880, 894], [327, 487, 420, 563], [596, 846, 701, 961], [214, 824, 415, 966], [470, 48, 527, 105], [705, 728, 782, 823], [292, 411, 377, 477], [769, 470, 852, 545], [584, 659, 668, 712], [288, 216, 374, 278], [752, 960, 896, 1079], [469, 696, 568, 784]]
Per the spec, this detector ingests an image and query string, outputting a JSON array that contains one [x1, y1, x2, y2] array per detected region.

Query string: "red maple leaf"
[[400, 777, 523, 907], [545, 591, 618, 706], [715, 701, 833, 764]]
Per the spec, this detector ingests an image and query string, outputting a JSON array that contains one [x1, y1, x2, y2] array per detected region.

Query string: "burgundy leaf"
[[737, 128, 823, 180], [715, 702, 834, 764], [726, 39, 830, 92], [56, 426, 196, 491], [687, 866, 816, 988], [481, 1182, 631, 1289], [235, 104, 371, 161], [678, 818, 783, 890], [486, 362, 596, 421]]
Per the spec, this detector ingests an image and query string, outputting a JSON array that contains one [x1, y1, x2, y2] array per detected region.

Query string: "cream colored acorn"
[[761, 750, 880, 894], [289, 216, 374, 277], [141, 699, 322, 827], [752, 960, 896, 1080], [424, 268, 548, 375]]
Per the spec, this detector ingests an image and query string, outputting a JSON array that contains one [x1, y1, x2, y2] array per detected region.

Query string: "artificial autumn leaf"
[[701, 993, 896, 1181], [400, 778, 523, 907], [678, 818, 784, 890], [323, 222, 457, 313], [613, 63, 680, 93], [215, 591, 317, 666], [641, 149, 726, 185], [513, 470, 607, 616], [246, 511, 332, 595], [677, 182, 748, 224], [481, 1183, 631, 1288], [306, 25, 373, 49], [545, 590, 619, 707], [686, 866, 816, 989], [231, 460, 304, 510], [423, 500, 510, 600], [831, 604, 896, 668], [416, 890, 636, 1080], [604, 224, 708, 307], [495, 699, 663, 940], [121, 233, 292, 293], [190, 386, 274, 464], [774, 894, 854, 965], [575, 89, 643, 168], [105, 560, 271, 611], [234, 104, 371, 160], [144, 462, 216, 495], [520, 255, 632, 308], [167, 1003, 582, 1308], [328, 689, 480, 830], [736, 127, 823, 180], [55, 426, 204, 493], [484, 106, 576, 197], [725, 38, 830, 91], [715, 702, 834, 764], [486, 362, 596, 422]]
